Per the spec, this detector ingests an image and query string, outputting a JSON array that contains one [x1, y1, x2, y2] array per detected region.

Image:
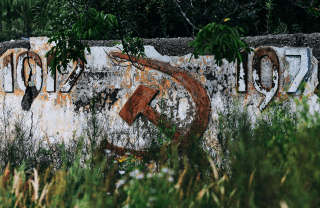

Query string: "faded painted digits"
[[96, 52, 211, 157], [252, 47, 280, 110], [19, 51, 43, 111]]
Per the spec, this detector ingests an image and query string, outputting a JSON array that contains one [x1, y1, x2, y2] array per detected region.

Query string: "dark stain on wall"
[[74, 88, 121, 112]]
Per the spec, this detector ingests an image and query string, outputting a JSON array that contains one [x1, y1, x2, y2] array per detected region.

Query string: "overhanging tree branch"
[[173, 0, 200, 32]]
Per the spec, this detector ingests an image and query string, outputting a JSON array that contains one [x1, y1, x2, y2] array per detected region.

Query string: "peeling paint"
[[0, 37, 319, 157]]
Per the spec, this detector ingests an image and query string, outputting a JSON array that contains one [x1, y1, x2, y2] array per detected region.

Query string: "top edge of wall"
[[2, 33, 320, 58], [0, 40, 30, 58]]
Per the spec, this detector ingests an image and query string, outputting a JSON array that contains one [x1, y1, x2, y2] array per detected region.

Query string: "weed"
[[0, 92, 318, 207]]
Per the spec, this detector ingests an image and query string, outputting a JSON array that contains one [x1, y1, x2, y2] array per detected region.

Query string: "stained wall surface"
[[0, 35, 319, 155]]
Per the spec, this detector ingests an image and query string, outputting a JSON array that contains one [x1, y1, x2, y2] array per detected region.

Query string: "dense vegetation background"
[[1, 1, 320, 207], [1, 0, 320, 42]]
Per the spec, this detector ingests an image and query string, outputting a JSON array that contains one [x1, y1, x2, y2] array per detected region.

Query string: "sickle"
[[97, 52, 210, 157]]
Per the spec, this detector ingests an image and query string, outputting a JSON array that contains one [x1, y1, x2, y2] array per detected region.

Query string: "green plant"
[[0, 95, 319, 207], [45, 5, 117, 75], [188, 21, 254, 66], [265, 0, 275, 34], [215, 95, 320, 207], [114, 153, 144, 174], [274, 19, 289, 34]]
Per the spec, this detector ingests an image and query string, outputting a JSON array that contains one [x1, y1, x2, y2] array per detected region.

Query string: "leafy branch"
[[189, 20, 254, 66], [45, 0, 145, 76]]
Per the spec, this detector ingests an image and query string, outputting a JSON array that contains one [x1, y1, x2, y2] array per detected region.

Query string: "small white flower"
[[168, 176, 174, 182], [148, 197, 156, 202], [130, 180, 135, 185], [119, 170, 126, 175], [107, 192, 111, 195], [147, 173, 153, 178], [150, 188, 156, 194], [125, 152, 131, 156], [161, 167, 169, 173], [116, 179, 126, 189], [169, 170, 175, 176], [135, 173, 144, 179], [129, 169, 140, 177]]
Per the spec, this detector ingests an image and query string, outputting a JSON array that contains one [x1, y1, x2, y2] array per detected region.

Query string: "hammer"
[[119, 85, 182, 141]]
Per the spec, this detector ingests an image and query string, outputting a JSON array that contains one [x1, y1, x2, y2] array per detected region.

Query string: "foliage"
[[2, 0, 320, 68], [1, 0, 320, 207], [2, 0, 320, 43], [0, 95, 318, 207], [43, 0, 148, 75], [44, 2, 117, 74], [216, 97, 320, 207], [2, 0, 320, 72], [189, 20, 254, 66], [0, 0, 61, 42]]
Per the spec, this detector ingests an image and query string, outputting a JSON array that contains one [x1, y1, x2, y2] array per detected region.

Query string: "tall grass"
[[0, 96, 319, 207]]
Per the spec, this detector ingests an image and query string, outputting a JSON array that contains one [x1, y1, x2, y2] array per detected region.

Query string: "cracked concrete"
[[0, 35, 319, 156]]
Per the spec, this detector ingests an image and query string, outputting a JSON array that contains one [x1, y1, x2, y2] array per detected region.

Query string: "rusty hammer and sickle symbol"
[[98, 52, 210, 157]]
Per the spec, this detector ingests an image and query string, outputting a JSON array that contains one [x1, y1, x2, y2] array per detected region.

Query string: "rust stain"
[[17, 51, 42, 67], [13, 89, 25, 97], [119, 85, 159, 125], [55, 92, 72, 106], [136, 70, 158, 87], [120, 66, 133, 88], [107, 52, 211, 156], [16, 51, 43, 88], [37, 89, 50, 102], [3, 52, 13, 67]]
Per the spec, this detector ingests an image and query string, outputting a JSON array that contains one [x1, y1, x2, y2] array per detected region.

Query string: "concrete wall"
[[0, 34, 319, 156]]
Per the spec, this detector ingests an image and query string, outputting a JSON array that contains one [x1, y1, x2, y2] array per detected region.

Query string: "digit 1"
[[252, 47, 280, 111], [3, 53, 14, 92], [285, 48, 310, 94], [236, 51, 248, 92]]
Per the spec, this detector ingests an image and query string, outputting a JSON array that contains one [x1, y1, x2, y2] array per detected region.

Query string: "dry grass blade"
[[207, 156, 219, 181], [196, 183, 214, 201], [2, 164, 10, 188], [38, 182, 52, 206], [227, 188, 237, 206], [212, 192, 221, 207], [12, 169, 23, 197], [30, 168, 39, 201], [220, 185, 225, 203], [280, 169, 289, 187], [14, 193, 22, 208], [279, 200, 289, 208], [174, 165, 188, 190], [248, 170, 255, 190]]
